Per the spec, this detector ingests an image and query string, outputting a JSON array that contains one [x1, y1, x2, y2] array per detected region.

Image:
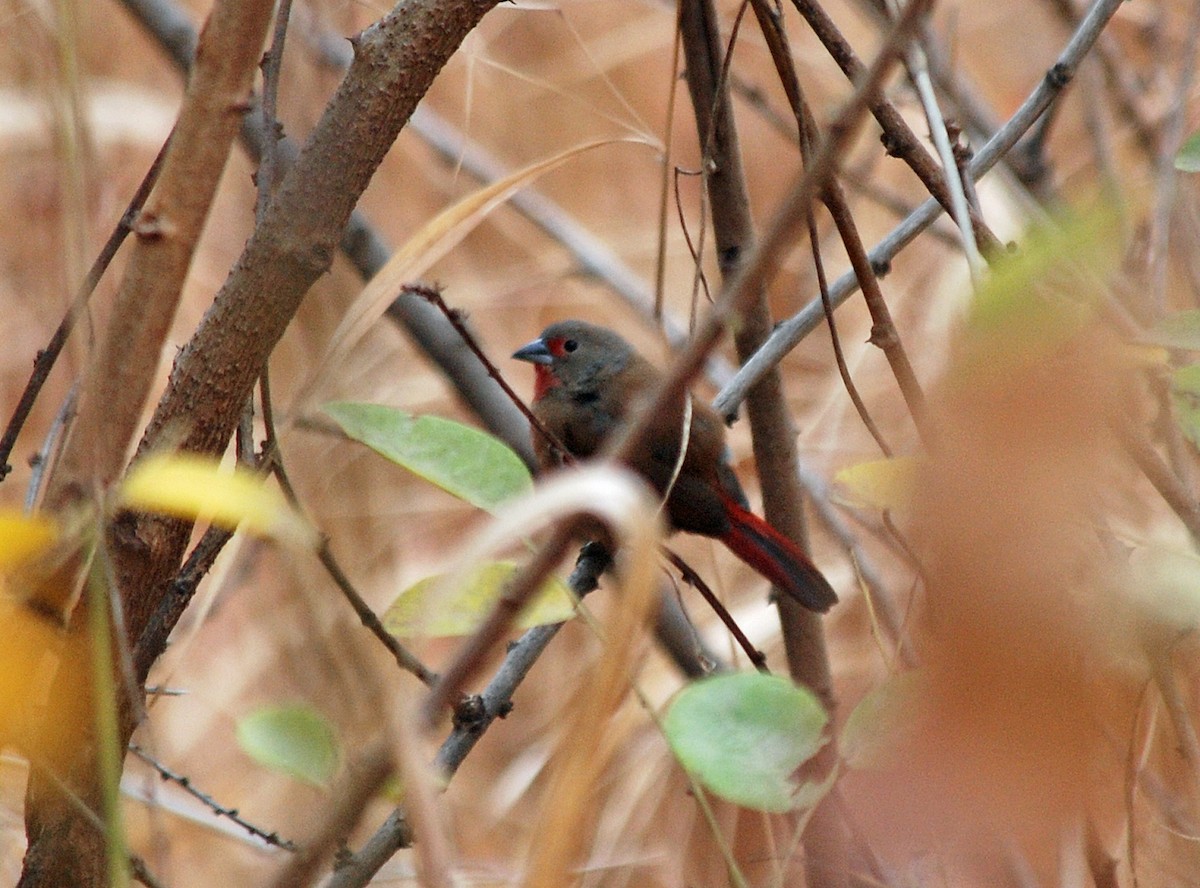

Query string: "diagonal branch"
[[714, 0, 1129, 418]]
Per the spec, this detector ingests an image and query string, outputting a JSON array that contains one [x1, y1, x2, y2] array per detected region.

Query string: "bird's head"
[[512, 320, 633, 400]]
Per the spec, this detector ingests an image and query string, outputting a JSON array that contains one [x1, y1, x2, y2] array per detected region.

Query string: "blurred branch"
[[266, 743, 393, 888], [677, 2, 927, 886], [1144, 0, 1200, 314], [714, 0, 1129, 418], [1042, 0, 1161, 163], [327, 543, 611, 888], [1116, 419, 1200, 543]]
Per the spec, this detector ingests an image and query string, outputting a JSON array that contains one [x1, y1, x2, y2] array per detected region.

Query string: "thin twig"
[[663, 550, 768, 672], [266, 743, 393, 888], [25, 384, 78, 512], [132, 524, 233, 682], [795, 464, 914, 669], [259, 369, 437, 687], [128, 744, 298, 851], [715, 0, 1129, 416], [901, 23, 986, 283], [790, 0, 1002, 257], [327, 545, 610, 888], [1116, 420, 1200, 543], [256, 0, 294, 224], [404, 284, 569, 459], [748, 0, 907, 453], [0, 132, 172, 482]]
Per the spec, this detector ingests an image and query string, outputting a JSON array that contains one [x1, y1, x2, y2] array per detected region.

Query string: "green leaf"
[[323, 402, 532, 513], [1175, 131, 1200, 173], [383, 561, 575, 638], [236, 704, 340, 787], [962, 208, 1118, 378], [663, 673, 828, 813], [1172, 364, 1200, 448], [1147, 310, 1200, 351], [841, 671, 925, 771]]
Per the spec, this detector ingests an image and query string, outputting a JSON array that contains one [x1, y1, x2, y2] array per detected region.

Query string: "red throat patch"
[[532, 363, 559, 401]]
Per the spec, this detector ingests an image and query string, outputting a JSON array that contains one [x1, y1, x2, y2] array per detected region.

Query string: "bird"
[[512, 319, 837, 613]]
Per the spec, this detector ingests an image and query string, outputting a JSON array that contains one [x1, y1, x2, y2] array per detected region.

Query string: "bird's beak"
[[512, 337, 554, 365]]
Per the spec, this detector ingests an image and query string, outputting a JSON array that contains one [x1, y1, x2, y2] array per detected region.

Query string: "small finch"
[[513, 319, 836, 613]]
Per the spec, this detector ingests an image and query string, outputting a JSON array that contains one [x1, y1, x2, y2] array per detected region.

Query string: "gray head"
[[512, 320, 635, 393]]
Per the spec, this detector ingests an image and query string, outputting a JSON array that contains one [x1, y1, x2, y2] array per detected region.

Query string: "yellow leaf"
[[1118, 343, 1169, 369], [0, 511, 57, 571], [302, 137, 655, 400], [383, 561, 575, 638], [120, 454, 316, 548], [0, 598, 79, 756], [832, 456, 918, 512]]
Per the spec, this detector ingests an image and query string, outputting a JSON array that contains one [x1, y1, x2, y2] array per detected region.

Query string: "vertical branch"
[[44, 0, 276, 524], [676, 0, 925, 883]]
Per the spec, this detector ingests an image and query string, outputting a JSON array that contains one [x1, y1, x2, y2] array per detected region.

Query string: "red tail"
[[718, 496, 838, 613]]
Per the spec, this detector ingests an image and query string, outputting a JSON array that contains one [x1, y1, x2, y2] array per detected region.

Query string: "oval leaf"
[[832, 456, 918, 512], [236, 704, 340, 787], [1128, 545, 1200, 636], [120, 454, 315, 548], [323, 402, 532, 513], [1171, 364, 1200, 448], [841, 670, 925, 771], [664, 673, 828, 813], [1175, 130, 1200, 173], [384, 561, 574, 638], [1147, 310, 1200, 351]]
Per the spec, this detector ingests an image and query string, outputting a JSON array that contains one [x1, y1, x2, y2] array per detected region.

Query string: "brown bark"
[[19, 2, 498, 886], [676, 0, 906, 883]]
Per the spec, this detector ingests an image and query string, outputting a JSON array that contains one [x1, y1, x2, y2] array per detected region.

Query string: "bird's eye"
[[563, 339, 578, 353]]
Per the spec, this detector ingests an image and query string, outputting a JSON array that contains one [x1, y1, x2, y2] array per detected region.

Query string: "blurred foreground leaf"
[[833, 457, 918, 512], [0, 511, 57, 571], [963, 209, 1117, 377], [841, 670, 925, 770], [236, 704, 340, 788], [120, 453, 315, 548], [664, 673, 828, 813], [324, 402, 532, 513], [1147, 310, 1200, 351], [1171, 364, 1200, 448], [1175, 130, 1200, 172], [384, 561, 574, 638]]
